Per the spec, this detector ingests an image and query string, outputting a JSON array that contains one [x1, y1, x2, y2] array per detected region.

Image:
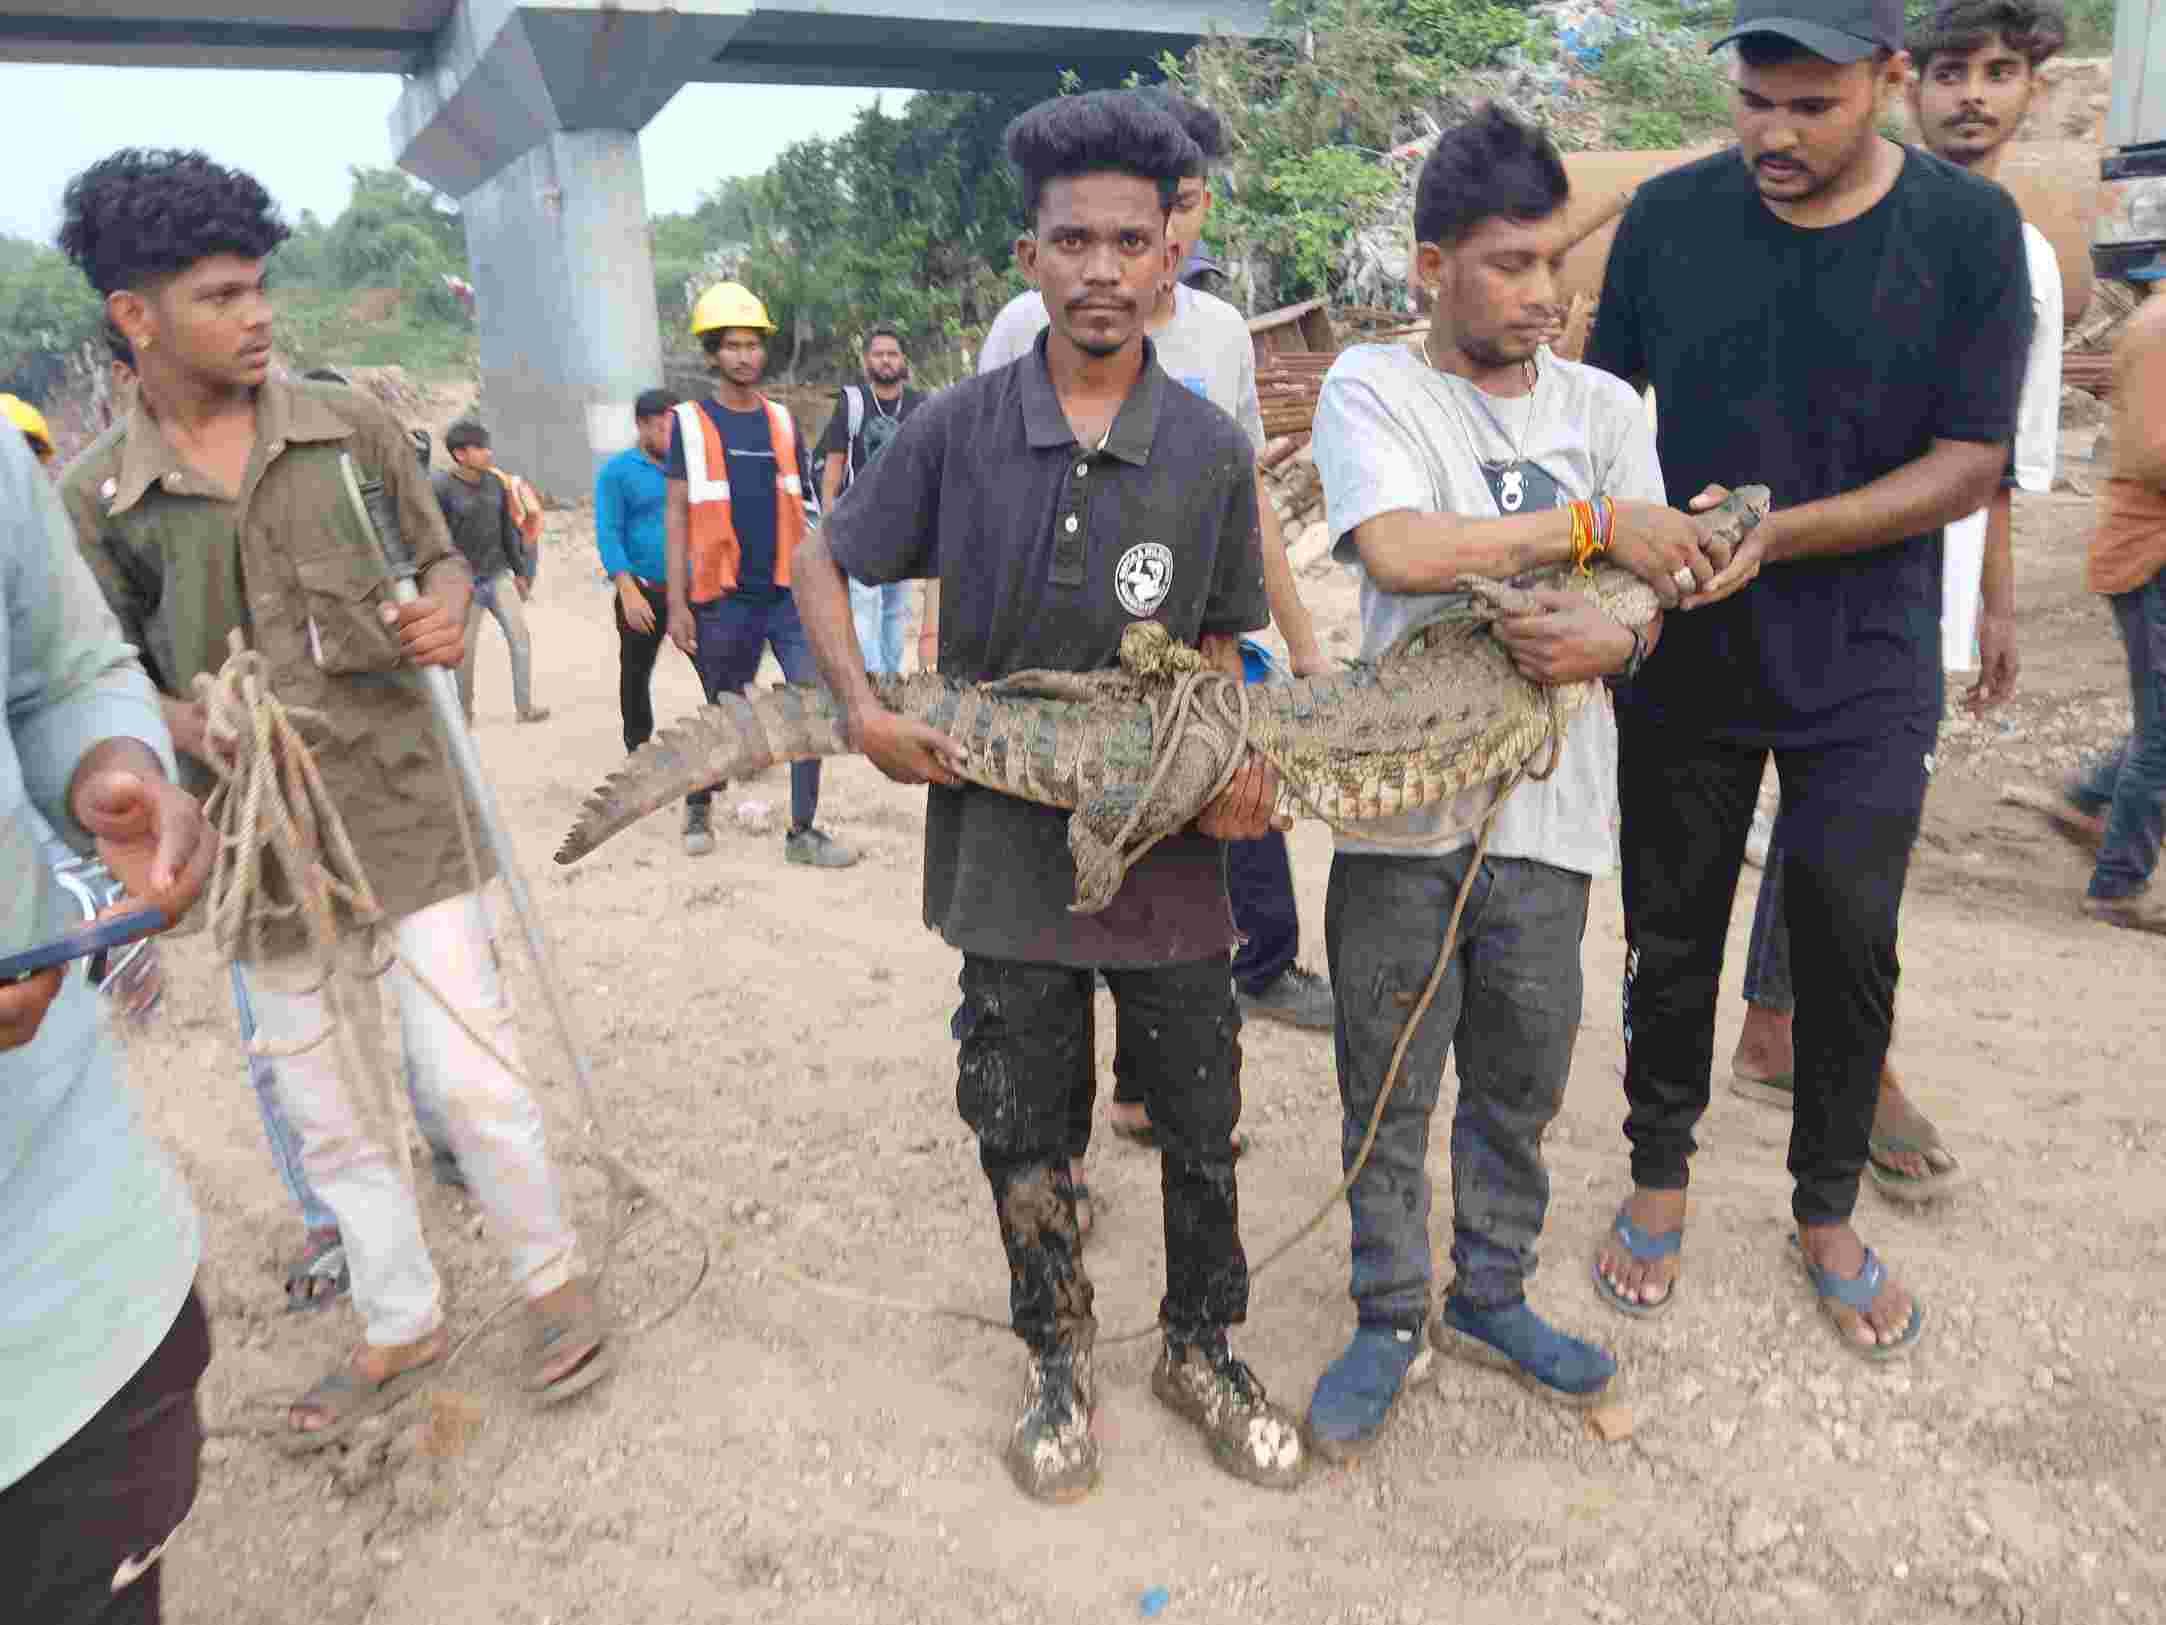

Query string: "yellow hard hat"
[[689, 281, 776, 338], [1, 393, 54, 460]]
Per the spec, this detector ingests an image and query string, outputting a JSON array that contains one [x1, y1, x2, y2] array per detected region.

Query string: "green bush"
[[1233, 146, 1399, 300], [1612, 106, 1689, 149], [1393, 0, 1527, 69], [1596, 36, 1732, 144], [2061, 0, 2117, 51]]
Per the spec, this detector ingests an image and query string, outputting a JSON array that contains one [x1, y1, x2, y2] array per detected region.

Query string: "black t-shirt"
[[665, 398, 812, 604], [824, 333, 1268, 968], [815, 386, 928, 498], [430, 468, 525, 582], [1585, 147, 2031, 745]]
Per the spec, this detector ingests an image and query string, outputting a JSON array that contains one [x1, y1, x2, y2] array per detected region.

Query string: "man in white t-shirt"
[[1304, 107, 1727, 1457], [1729, 0, 2066, 1201]]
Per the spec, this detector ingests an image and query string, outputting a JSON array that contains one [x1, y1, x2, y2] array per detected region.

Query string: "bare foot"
[[529, 1278, 607, 1391], [1595, 1187, 1686, 1308], [1732, 1002, 1793, 1083], [1797, 1222, 1916, 1348], [1108, 1101, 1152, 1138], [1871, 1066, 1946, 1181], [290, 1328, 449, 1434]]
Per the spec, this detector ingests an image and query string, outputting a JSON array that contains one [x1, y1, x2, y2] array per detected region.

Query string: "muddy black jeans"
[[1326, 849, 1588, 1324], [954, 954, 1246, 1351], [1618, 709, 1931, 1225]]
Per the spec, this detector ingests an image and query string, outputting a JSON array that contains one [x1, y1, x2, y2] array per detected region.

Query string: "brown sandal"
[[527, 1280, 614, 1405], [279, 1339, 444, 1455]]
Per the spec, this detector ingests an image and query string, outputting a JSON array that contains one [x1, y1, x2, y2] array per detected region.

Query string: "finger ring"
[[1671, 566, 1696, 591]]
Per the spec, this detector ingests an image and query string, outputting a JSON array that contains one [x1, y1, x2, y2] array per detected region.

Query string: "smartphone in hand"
[[0, 908, 167, 985]]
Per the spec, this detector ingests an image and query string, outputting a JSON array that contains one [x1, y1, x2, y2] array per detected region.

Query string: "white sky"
[[0, 63, 894, 244]]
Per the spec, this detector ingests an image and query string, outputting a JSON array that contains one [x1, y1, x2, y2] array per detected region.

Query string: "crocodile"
[[557, 486, 1770, 912]]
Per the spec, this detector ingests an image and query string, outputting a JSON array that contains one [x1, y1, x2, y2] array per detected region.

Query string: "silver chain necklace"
[[1423, 327, 1540, 514]]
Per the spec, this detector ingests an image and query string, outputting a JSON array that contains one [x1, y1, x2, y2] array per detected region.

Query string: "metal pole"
[[337, 454, 608, 1132]]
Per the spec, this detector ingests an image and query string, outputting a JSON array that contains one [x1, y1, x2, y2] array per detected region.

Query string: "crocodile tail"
[[555, 685, 851, 864]]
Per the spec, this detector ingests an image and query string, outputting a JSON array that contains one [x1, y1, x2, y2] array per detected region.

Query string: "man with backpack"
[[816, 325, 927, 675]]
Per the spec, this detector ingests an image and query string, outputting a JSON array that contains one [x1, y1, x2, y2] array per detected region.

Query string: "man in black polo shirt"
[[792, 91, 1309, 1502], [1583, 0, 2029, 1358]]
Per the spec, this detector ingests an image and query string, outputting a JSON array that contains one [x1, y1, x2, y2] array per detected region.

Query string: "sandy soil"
[[135, 473, 2166, 1625]]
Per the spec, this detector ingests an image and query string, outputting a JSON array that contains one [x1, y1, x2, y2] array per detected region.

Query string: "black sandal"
[[284, 1232, 349, 1313]]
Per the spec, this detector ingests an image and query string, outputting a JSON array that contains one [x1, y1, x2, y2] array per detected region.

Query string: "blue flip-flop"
[[1792, 1237, 1924, 1361], [1592, 1204, 1681, 1319]]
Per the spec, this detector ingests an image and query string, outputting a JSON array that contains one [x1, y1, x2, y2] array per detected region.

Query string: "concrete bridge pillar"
[[458, 130, 662, 500], [387, 0, 1275, 496]]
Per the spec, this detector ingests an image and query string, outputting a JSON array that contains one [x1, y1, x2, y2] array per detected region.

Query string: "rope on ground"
[[779, 653, 1551, 1347], [195, 636, 710, 1422]]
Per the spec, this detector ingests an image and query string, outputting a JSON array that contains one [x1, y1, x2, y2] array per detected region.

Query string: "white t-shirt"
[[1942, 220, 2061, 671], [977, 284, 1267, 451], [1312, 342, 1667, 877]]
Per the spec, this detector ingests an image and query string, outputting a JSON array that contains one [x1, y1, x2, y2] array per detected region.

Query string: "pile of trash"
[[1260, 437, 1337, 577], [1337, 0, 1723, 310]]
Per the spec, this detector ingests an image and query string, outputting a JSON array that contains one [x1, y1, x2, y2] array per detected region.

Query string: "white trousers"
[[241, 890, 578, 1345]]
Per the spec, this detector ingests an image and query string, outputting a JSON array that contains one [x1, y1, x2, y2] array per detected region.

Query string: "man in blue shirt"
[[595, 388, 684, 756], [0, 421, 216, 1622]]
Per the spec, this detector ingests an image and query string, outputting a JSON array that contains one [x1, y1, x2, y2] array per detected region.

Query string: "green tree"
[[0, 236, 104, 401]]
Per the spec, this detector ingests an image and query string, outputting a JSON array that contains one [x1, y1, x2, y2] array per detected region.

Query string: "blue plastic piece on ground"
[[1140, 1585, 1172, 1617]]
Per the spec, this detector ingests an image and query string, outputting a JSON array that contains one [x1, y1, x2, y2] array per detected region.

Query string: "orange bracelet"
[[1567, 500, 1596, 575]]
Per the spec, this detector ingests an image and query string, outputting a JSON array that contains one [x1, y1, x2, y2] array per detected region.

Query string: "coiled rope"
[[193, 637, 709, 1412]]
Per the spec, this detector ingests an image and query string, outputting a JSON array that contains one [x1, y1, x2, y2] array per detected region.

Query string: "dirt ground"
[[138, 456, 2166, 1625]]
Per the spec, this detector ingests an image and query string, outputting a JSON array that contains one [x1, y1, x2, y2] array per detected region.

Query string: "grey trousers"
[[456, 570, 535, 718], [1325, 848, 1589, 1322]]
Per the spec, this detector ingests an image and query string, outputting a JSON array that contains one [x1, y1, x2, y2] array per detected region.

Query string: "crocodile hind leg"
[[1068, 787, 1149, 915], [1066, 726, 1244, 914]]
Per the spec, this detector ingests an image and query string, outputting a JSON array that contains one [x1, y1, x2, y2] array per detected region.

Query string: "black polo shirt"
[[824, 330, 1268, 967], [1585, 147, 2030, 746]]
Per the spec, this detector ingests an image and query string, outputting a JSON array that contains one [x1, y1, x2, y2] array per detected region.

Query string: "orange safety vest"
[[674, 397, 807, 602]]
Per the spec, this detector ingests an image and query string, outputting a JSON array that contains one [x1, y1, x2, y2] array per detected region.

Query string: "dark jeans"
[[1741, 822, 1796, 1014], [689, 592, 819, 829], [2084, 576, 2166, 901], [954, 954, 1247, 1351], [615, 577, 671, 756], [1618, 709, 1931, 1225], [5, 1290, 209, 1625], [1326, 848, 1588, 1322], [1104, 832, 1296, 1115], [1229, 830, 1300, 995]]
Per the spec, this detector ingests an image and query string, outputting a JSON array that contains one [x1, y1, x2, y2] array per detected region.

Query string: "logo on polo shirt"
[[1114, 542, 1173, 617]]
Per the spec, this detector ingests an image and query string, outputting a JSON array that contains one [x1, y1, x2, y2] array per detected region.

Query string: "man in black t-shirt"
[[435, 419, 546, 725], [791, 92, 1310, 1504], [1583, 0, 2029, 1360], [815, 324, 927, 676]]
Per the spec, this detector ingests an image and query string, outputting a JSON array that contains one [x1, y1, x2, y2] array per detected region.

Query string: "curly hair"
[[1133, 87, 1226, 170], [1909, 0, 2067, 72], [1005, 90, 1201, 223], [1414, 104, 1569, 248], [59, 148, 289, 295], [443, 419, 491, 453]]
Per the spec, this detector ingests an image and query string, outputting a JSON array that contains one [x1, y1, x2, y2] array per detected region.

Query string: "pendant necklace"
[[1424, 326, 1540, 515]]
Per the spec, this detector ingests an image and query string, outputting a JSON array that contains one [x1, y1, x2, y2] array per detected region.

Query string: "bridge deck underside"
[[0, 5, 1249, 85]]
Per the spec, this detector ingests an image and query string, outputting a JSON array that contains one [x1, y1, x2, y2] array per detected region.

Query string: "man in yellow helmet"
[[664, 282, 855, 867], [1, 394, 55, 465]]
